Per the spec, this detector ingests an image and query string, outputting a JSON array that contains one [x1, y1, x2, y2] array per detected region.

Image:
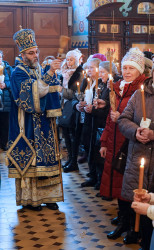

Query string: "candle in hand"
[[109, 52, 112, 75], [135, 157, 145, 232], [139, 158, 145, 190], [0, 65, 3, 75], [95, 67, 98, 90], [109, 74, 113, 93], [77, 82, 80, 94], [87, 77, 90, 90], [85, 69, 88, 78], [141, 85, 146, 121]]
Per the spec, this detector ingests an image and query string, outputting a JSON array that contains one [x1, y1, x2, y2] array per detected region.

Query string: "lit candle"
[[109, 74, 113, 93], [138, 158, 144, 191], [85, 69, 88, 78], [77, 81, 80, 94], [109, 50, 112, 75], [95, 68, 98, 90], [135, 158, 145, 232], [87, 77, 90, 90], [55, 70, 57, 78], [141, 85, 146, 121], [0, 65, 3, 75]]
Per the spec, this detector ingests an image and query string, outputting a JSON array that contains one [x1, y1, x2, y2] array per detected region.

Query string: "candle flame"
[[96, 68, 98, 72], [141, 158, 145, 166], [141, 85, 144, 91], [77, 82, 79, 86], [87, 77, 90, 82], [108, 74, 113, 81]]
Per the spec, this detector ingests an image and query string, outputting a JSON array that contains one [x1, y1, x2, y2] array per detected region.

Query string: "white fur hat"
[[66, 48, 82, 62], [121, 47, 145, 74]]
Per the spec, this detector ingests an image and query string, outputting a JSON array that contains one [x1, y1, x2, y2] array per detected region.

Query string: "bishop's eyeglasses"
[[25, 49, 40, 56]]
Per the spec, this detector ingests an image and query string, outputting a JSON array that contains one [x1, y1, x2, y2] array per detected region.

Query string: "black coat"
[[0, 61, 13, 112], [61, 65, 83, 100]]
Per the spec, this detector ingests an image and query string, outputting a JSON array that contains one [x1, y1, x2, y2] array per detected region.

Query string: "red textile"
[[100, 74, 147, 199]]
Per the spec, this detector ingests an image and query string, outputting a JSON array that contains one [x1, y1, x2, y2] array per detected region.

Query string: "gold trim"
[[17, 65, 29, 75], [20, 46, 38, 53], [47, 70, 54, 77], [46, 109, 62, 118], [32, 80, 41, 113], [17, 65, 41, 113], [52, 117, 64, 201], [7, 132, 36, 177], [37, 176, 61, 187], [8, 165, 60, 178], [16, 196, 63, 206], [49, 85, 61, 93], [15, 57, 23, 64]]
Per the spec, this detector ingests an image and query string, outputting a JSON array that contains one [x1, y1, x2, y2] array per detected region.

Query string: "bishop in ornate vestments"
[[6, 27, 63, 211]]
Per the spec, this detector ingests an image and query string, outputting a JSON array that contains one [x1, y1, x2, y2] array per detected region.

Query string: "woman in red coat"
[[98, 47, 147, 242]]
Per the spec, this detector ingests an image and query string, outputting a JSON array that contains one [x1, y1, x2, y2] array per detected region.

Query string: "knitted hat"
[[121, 47, 145, 74], [13, 28, 37, 53], [99, 61, 118, 75], [92, 53, 107, 62]]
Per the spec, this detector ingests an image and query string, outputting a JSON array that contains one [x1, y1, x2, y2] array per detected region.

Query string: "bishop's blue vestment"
[[7, 59, 63, 206]]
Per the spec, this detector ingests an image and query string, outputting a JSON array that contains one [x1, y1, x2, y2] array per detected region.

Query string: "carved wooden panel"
[[27, 7, 69, 59], [33, 12, 61, 36], [0, 5, 69, 65], [27, 7, 68, 37], [0, 7, 22, 37], [0, 7, 22, 65], [0, 11, 14, 36]]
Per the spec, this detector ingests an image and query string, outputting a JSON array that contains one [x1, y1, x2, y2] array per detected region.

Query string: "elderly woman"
[[81, 61, 119, 189], [99, 48, 147, 243], [118, 65, 154, 249], [59, 49, 83, 173], [79, 57, 104, 187]]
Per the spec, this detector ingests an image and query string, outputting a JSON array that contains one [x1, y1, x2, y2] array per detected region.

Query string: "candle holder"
[[133, 188, 147, 196], [133, 188, 147, 232], [140, 117, 151, 128]]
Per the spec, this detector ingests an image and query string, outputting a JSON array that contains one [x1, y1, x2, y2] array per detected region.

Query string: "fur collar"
[[68, 65, 83, 89]]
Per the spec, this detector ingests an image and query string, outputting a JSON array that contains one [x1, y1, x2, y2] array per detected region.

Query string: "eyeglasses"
[[25, 49, 40, 56]]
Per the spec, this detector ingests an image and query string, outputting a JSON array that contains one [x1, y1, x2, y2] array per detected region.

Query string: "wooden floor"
[[0, 149, 140, 250]]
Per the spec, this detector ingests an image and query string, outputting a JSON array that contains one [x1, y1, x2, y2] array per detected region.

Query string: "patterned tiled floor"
[[0, 149, 140, 250]]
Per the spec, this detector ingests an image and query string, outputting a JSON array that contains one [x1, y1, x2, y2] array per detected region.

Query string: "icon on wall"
[[133, 25, 141, 33], [111, 24, 119, 33], [149, 25, 154, 34], [99, 24, 107, 33], [141, 25, 148, 33]]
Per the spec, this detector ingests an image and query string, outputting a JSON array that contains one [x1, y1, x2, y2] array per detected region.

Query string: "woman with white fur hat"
[[59, 49, 84, 173]]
